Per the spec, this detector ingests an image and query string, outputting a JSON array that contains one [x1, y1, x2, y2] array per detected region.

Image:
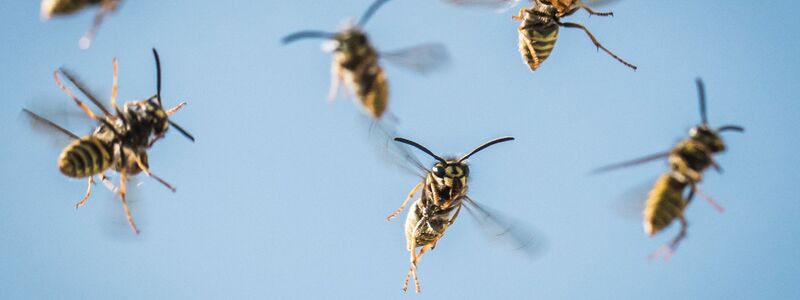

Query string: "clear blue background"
[[1, 0, 798, 299]]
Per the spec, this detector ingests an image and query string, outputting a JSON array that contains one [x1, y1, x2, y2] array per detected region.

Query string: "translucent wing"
[[462, 196, 547, 258], [22, 108, 80, 140], [610, 178, 655, 220], [58, 68, 112, 116], [21, 108, 88, 150], [380, 43, 450, 75], [442, 0, 523, 10], [590, 151, 670, 174], [366, 120, 427, 178], [583, 0, 621, 8]]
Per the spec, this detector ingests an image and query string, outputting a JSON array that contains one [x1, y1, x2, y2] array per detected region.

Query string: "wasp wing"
[[610, 178, 656, 220], [380, 43, 451, 75], [582, 0, 621, 7], [442, 0, 523, 10], [22, 108, 81, 140], [58, 68, 112, 116], [590, 151, 670, 174], [365, 119, 428, 178], [462, 196, 547, 258]]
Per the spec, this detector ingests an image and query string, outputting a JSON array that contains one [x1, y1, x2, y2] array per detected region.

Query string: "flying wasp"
[[445, 0, 636, 71], [592, 79, 743, 259], [282, 0, 449, 120], [385, 136, 538, 293], [24, 48, 194, 234], [40, 0, 121, 49]]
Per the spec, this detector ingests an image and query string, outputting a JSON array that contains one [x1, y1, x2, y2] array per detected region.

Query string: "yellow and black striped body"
[[404, 162, 468, 250], [517, 2, 560, 71], [58, 134, 113, 178], [333, 29, 389, 119], [41, 0, 104, 18], [644, 127, 726, 235], [643, 172, 689, 236]]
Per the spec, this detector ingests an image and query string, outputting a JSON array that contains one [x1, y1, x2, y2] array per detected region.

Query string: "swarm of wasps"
[[28, 0, 747, 295], [25, 48, 194, 234]]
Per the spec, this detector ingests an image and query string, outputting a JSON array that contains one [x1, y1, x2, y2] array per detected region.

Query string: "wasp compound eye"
[[432, 165, 445, 177]]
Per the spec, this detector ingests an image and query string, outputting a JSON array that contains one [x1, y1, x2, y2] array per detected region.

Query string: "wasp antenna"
[[152, 48, 162, 106], [718, 125, 745, 133], [695, 78, 708, 125], [459, 136, 515, 162], [168, 120, 195, 142], [357, 0, 392, 27], [394, 137, 446, 163], [281, 31, 336, 45]]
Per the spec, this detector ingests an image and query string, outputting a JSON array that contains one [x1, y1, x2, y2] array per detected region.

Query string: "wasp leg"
[[133, 154, 177, 192], [54, 71, 102, 121], [79, 0, 117, 49], [664, 216, 689, 261], [100, 174, 118, 193], [328, 63, 343, 102], [119, 170, 140, 234], [647, 216, 687, 261], [409, 245, 432, 293], [512, 8, 526, 21], [166, 102, 188, 116], [403, 241, 417, 293], [431, 185, 442, 207], [404, 219, 424, 293], [110, 57, 120, 111], [580, 4, 613, 17], [448, 204, 463, 226], [692, 185, 725, 213], [387, 181, 423, 221], [557, 21, 637, 70], [75, 176, 95, 209]]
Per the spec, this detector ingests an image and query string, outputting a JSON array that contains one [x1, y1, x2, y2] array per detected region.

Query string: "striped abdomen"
[[58, 135, 113, 178], [343, 59, 388, 119], [404, 198, 460, 250], [519, 22, 560, 71], [41, 0, 102, 17], [643, 173, 689, 236]]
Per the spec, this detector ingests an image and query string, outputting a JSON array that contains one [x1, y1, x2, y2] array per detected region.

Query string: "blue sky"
[[1, 0, 799, 298]]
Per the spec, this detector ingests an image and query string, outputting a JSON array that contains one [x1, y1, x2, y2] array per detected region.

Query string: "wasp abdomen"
[[643, 173, 688, 236], [58, 136, 112, 178], [519, 22, 560, 71], [341, 58, 388, 119], [404, 200, 458, 250], [41, 0, 102, 17]]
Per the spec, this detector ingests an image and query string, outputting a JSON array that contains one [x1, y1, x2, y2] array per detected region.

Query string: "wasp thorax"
[[689, 126, 725, 153]]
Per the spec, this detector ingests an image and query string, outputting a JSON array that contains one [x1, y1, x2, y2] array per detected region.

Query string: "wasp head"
[[689, 125, 725, 153], [332, 28, 369, 53], [431, 161, 470, 190]]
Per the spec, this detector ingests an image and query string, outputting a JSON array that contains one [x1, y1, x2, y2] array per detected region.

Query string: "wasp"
[[282, 0, 449, 120], [24, 48, 194, 234], [385, 136, 537, 293], [593, 79, 743, 259], [40, 0, 121, 49], [445, 0, 636, 71]]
